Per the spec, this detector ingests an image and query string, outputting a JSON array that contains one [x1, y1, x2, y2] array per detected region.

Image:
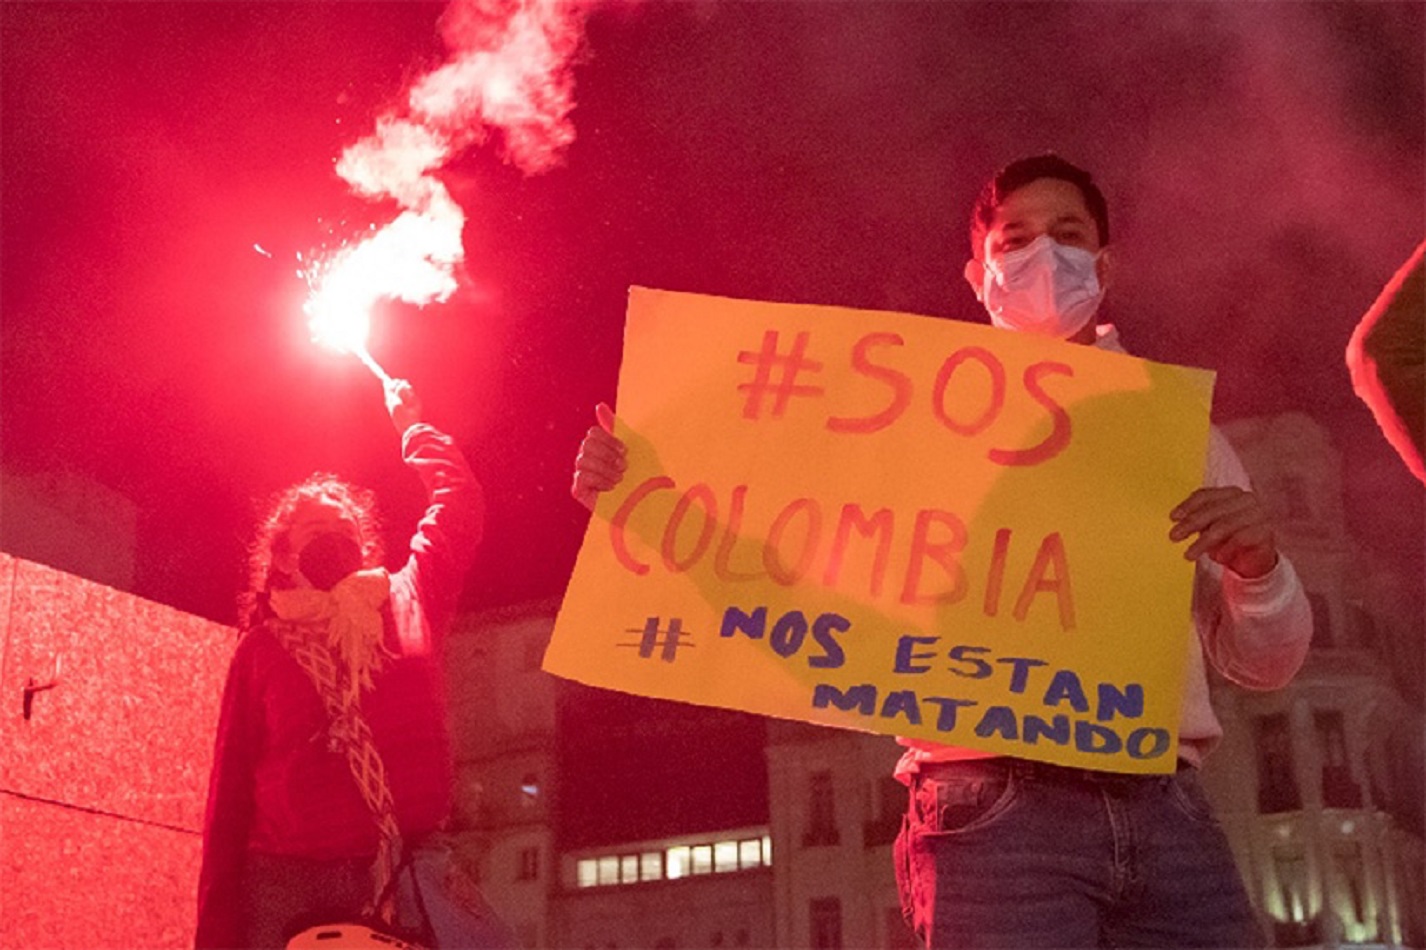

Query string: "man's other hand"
[[1169, 486, 1278, 578], [385, 379, 423, 436], [572, 402, 626, 512]]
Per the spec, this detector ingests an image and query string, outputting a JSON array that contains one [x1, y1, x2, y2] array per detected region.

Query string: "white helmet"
[[286, 923, 424, 950]]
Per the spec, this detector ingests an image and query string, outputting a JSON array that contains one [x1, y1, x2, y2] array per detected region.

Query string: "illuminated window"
[[1273, 846, 1309, 922], [666, 846, 691, 880], [577, 835, 771, 889], [1332, 842, 1367, 924], [640, 851, 662, 881], [810, 897, 843, 950], [521, 773, 540, 806], [1399, 847, 1426, 947]]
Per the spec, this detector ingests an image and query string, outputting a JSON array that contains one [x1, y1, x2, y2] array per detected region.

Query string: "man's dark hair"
[[969, 153, 1109, 258]]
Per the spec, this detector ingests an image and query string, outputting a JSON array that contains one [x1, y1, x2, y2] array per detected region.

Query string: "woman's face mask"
[[297, 532, 364, 592], [280, 497, 365, 591], [981, 234, 1105, 339]]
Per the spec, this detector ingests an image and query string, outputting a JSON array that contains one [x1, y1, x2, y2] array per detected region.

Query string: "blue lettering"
[[922, 697, 978, 732], [769, 611, 808, 658], [809, 613, 850, 669], [894, 635, 939, 674], [974, 705, 1019, 740], [720, 605, 767, 639], [812, 683, 877, 715], [1073, 721, 1121, 754], [996, 656, 1048, 693], [1126, 728, 1172, 760], [1043, 669, 1090, 712], [880, 690, 922, 725], [1022, 714, 1070, 746], [1095, 682, 1144, 722], [947, 644, 993, 679]]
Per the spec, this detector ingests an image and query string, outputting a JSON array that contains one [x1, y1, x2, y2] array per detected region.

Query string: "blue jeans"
[[894, 758, 1263, 948]]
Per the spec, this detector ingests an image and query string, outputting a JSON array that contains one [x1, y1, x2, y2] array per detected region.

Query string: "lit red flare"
[[301, 0, 594, 379]]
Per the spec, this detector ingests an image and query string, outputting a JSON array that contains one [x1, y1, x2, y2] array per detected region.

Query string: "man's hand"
[[385, 378, 423, 436], [1169, 486, 1278, 578], [572, 402, 626, 512]]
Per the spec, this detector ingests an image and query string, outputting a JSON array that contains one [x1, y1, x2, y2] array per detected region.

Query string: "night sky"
[[3, 1, 1422, 626]]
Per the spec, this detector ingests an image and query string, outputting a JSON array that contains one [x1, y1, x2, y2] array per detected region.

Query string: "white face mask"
[[981, 234, 1105, 338]]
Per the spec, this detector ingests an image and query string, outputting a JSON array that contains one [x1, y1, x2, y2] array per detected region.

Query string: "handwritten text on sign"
[[547, 288, 1216, 773]]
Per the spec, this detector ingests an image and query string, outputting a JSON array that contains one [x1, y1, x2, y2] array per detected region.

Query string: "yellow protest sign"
[[546, 287, 1216, 773]]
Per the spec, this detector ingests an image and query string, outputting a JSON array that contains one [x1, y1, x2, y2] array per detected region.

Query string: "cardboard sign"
[[546, 287, 1216, 773]]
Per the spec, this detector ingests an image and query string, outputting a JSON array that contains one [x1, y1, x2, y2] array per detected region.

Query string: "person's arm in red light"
[[1187, 429, 1312, 694], [1347, 239, 1425, 485], [194, 637, 259, 949], [384, 380, 484, 656]]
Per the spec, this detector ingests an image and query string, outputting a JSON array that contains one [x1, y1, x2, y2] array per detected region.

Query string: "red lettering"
[[932, 346, 1006, 436], [899, 509, 968, 605], [989, 361, 1074, 467], [661, 483, 718, 572], [609, 476, 674, 576], [823, 504, 894, 597], [615, 482, 1073, 627], [765, 498, 822, 585], [982, 527, 1013, 616], [1012, 532, 1076, 630], [826, 332, 912, 434], [714, 485, 766, 582]]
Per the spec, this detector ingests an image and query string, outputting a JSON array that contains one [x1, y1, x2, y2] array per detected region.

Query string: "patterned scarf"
[[267, 569, 403, 923]]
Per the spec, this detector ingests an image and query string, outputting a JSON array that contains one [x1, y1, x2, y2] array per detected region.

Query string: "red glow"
[[0, 554, 232, 947], [303, 0, 592, 365]]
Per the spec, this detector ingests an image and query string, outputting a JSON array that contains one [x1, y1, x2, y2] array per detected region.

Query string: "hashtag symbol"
[[736, 330, 825, 420], [619, 617, 694, 663]]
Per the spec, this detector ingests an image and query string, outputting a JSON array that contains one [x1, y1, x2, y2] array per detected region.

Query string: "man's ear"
[[964, 257, 986, 303], [1095, 246, 1113, 292]]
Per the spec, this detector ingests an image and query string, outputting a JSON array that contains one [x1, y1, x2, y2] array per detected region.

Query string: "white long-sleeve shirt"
[[896, 325, 1313, 775]]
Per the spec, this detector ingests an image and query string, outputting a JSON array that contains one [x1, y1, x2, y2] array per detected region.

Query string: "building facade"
[[1203, 414, 1425, 948], [0, 468, 138, 592]]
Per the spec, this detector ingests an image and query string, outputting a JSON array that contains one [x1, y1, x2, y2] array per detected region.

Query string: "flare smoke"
[[308, 0, 593, 329]]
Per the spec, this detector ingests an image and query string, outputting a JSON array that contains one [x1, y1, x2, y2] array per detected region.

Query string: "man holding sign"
[[569, 154, 1310, 948]]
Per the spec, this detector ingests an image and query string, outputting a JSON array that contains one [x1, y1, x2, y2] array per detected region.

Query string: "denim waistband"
[[916, 756, 1190, 789]]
